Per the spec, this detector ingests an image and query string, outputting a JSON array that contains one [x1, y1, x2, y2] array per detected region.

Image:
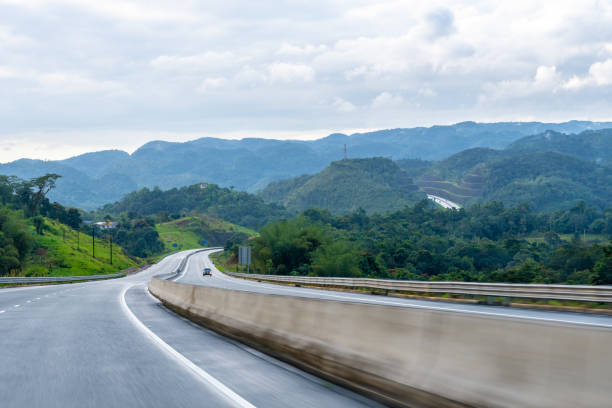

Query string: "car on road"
[[203, 267, 212, 277]]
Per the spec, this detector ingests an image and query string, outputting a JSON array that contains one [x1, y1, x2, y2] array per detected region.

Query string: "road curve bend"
[[0, 250, 381, 408]]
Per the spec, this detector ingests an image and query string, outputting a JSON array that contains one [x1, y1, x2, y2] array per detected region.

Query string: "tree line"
[[246, 200, 612, 285]]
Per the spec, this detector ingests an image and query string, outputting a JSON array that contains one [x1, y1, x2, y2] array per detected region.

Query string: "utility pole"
[[92, 225, 95, 258], [343, 144, 347, 160]]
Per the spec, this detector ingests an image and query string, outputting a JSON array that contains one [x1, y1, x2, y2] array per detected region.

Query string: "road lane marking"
[[119, 284, 256, 408], [14, 305, 20, 308], [0, 310, 5, 314], [36, 297, 40, 300], [26, 300, 31, 303]]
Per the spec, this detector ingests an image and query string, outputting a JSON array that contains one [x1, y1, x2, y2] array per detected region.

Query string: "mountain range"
[[1, 121, 611, 210], [411, 129, 612, 211]]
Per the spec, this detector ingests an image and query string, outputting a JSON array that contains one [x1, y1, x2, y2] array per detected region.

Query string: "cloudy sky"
[[0, 0, 611, 162]]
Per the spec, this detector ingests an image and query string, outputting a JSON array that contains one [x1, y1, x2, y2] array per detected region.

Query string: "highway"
[[426, 194, 461, 209], [180, 250, 612, 328], [0, 250, 382, 408]]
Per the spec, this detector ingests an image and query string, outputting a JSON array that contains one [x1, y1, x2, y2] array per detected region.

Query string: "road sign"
[[238, 246, 251, 265]]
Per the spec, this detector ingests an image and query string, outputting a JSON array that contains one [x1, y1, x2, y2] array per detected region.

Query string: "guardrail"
[[0, 273, 124, 284], [226, 272, 612, 303]]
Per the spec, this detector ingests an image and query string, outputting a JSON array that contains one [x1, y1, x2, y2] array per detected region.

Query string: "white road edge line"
[[14, 305, 20, 308], [0, 310, 5, 314], [119, 283, 256, 408]]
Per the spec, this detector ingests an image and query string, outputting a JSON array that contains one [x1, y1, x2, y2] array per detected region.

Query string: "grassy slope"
[[23, 218, 139, 277], [156, 215, 257, 254]]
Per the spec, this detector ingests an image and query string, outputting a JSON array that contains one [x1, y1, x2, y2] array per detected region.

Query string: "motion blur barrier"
[[227, 272, 612, 303], [149, 275, 612, 407]]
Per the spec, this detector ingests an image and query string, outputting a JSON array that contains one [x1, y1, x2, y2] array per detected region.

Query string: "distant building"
[[200, 183, 208, 189], [94, 221, 116, 229]]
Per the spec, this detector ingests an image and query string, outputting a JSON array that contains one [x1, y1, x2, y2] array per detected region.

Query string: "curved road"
[[0, 250, 382, 408], [4, 248, 612, 407], [181, 250, 612, 328]]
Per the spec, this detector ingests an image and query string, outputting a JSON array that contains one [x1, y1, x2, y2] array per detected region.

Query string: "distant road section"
[[427, 194, 461, 209]]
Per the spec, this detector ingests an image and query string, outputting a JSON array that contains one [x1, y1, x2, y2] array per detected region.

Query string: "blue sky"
[[0, 0, 611, 162]]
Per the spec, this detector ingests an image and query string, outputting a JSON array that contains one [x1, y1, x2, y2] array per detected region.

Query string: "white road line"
[[14, 305, 20, 308], [0, 310, 5, 314], [36, 297, 40, 300], [26, 300, 31, 303], [119, 284, 256, 408]]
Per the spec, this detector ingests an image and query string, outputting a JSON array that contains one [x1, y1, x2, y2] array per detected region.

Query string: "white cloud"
[[0, 66, 122, 95], [480, 65, 563, 101], [588, 59, 612, 85], [563, 59, 612, 89], [151, 52, 237, 72], [266, 62, 314, 83], [418, 87, 437, 97], [277, 43, 327, 56], [371, 92, 404, 109], [332, 97, 356, 113], [0, 26, 34, 47], [197, 77, 227, 93], [534, 66, 562, 87], [234, 66, 267, 86], [0, 0, 199, 22], [1, 0, 612, 161]]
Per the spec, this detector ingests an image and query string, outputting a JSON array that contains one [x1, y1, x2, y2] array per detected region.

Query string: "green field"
[[156, 215, 257, 256], [21, 218, 139, 277]]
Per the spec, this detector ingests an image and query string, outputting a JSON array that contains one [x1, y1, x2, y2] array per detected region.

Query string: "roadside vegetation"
[[243, 200, 612, 285], [0, 174, 138, 277]]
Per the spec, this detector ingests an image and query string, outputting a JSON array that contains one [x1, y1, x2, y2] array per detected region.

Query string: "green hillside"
[[507, 128, 612, 165], [156, 215, 256, 253], [9, 215, 138, 277], [101, 183, 290, 230], [414, 129, 612, 211], [257, 158, 425, 215]]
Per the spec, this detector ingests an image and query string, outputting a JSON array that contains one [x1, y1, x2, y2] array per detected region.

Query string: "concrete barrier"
[[149, 277, 612, 407]]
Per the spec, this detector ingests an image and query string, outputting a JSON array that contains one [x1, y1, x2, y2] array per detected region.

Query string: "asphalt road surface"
[[0, 250, 382, 408]]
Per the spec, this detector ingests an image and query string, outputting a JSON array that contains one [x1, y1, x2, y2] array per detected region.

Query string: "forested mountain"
[[100, 183, 290, 230], [258, 158, 424, 215], [1, 121, 610, 209], [412, 128, 612, 211], [507, 128, 612, 165], [246, 201, 612, 284]]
